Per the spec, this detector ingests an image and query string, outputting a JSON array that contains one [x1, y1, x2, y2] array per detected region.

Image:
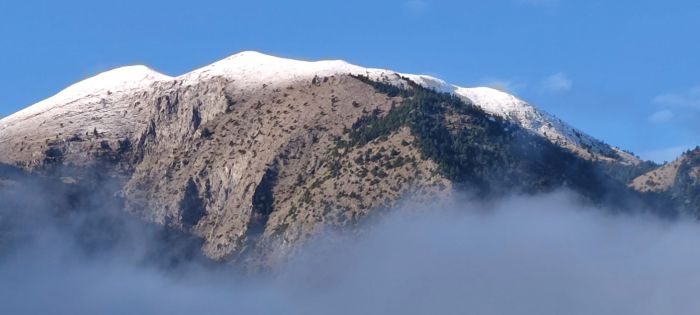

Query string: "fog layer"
[[1, 186, 699, 314]]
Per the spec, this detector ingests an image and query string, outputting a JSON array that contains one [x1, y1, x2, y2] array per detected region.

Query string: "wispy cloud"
[[541, 72, 572, 93], [403, 0, 429, 15], [653, 85, 700, 109], [649, 109, 675, 124], [5, 171, 700, 313]]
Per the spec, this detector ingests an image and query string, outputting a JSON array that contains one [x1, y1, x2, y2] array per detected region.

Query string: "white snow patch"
[[454, 87, 528, 119], [1, 65, 172, 127], [453, 86, 639, 164], [181, 51, 453, 94]]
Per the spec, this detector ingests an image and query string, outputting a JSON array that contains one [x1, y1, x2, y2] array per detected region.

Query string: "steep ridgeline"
[[0, 51, 663, 267], [631, 148, 700, 217]]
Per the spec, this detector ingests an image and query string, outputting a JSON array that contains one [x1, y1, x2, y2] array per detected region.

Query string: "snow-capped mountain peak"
[[61, 65, 172, 94], [182, 51, 381, 88], [454, 87, 526, 118], [453, 86, 639, 164], [0, 51, 639, 164], [1, 65, 172, 127]]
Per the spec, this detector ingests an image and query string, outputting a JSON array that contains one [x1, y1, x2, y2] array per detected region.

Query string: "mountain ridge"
[[1, 51, 692, 267], [1, 51, 638, 166], [631, 148, 700, 215], [0, 65, 172, 128]]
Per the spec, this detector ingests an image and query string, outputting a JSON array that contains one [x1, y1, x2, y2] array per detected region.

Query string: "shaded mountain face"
[[631, 148, 700, 217], [0, 52, 676, 267]]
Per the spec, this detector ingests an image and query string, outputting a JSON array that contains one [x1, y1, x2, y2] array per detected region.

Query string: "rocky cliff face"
[[0, 51, 668, 267], [120, 74, 454, 264]]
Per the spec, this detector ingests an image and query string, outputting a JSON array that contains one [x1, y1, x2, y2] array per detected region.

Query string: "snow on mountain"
[[181, 51, 638, 164], [452, 87, 640, 164], [1, 65, 172, 128], [0, 65, 174, 167], [0, 51, 639, 164], [181, 51, 445, 92]]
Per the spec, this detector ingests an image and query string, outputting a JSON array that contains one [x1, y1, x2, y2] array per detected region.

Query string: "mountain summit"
[[1, 65, 171, 127], [0, 51, 686, 266]]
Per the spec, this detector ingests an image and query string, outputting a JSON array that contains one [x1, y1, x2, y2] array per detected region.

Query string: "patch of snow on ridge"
[[401, 74, 455, 93], [454, 86, 639, 164], [54, 65, 172, 96], [454, 87, 528, 119], [1, 65, 172, 127], [182, 51, 443, 92]]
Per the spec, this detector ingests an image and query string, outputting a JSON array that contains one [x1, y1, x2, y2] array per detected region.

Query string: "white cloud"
[[541, 72, 572, 92], [515, 0, 559, 7], [404, 0, 429, 14], [640, 145, 694, 163], [649, 109, 675, 124], [653, 85, 700, 109]]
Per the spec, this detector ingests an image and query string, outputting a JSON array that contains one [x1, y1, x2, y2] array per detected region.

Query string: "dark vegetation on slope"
[[596, 160, 658, 185], [671, 148, 700, 217], [345, 75, 678, 217], [249, 167, 279, 240], [180, 178, 207, 228]]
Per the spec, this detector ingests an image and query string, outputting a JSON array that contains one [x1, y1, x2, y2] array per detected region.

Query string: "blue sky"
[[1, 0, 698, 162]]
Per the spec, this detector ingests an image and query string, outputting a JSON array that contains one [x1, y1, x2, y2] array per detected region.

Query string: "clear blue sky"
[[1, 0, 698, 162]]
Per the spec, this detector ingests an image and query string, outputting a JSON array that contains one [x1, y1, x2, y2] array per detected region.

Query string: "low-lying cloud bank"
[[1, 183, 700, 314]]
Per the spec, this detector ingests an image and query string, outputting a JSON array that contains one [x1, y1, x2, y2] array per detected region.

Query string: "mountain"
[[631, 147, 700, 216], [0, 52, 638, 168], [0, 51, 671, 267]]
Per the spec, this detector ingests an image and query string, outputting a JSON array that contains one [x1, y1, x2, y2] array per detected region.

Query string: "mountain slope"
[[631, 148, 700, 216], [454, 87, 639, 164], [181, 51, 640, 165], [0, 51, 662, 266], [0, 65, 173, 170], [1, 65, 171, 128]]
